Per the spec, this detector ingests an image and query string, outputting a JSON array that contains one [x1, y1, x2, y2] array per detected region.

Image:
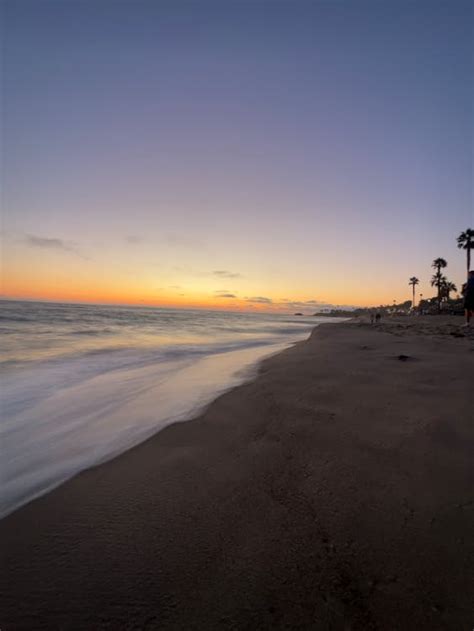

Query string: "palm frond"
[[457, 229, 474, 249]]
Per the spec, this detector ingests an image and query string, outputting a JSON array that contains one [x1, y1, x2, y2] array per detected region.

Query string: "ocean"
[[0, 300, 335, 518]]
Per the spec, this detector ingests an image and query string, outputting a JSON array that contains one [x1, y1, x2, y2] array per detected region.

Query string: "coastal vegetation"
[[409, 277, 419, 308], [442, 281, 457, 301], [457, 228, 474, 278], [316, 228, 472, 317], [431, 257, 448, 312]]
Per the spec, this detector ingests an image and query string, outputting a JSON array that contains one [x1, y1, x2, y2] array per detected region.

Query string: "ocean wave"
[[0, 340, 294, 518], [0, 300, 324, 518]]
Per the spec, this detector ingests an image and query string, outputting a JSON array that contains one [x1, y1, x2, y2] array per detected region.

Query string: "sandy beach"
[[1, 318, 473, 630]]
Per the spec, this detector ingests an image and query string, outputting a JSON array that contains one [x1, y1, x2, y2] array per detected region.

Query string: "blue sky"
[[2, 0, 473, 309]]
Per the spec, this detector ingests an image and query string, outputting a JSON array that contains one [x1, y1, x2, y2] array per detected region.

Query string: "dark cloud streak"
[[245, 296, 273, 304], [212, 270, 242, 279], [25, 234, 85, 258]]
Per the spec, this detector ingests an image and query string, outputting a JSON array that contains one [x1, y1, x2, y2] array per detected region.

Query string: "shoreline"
[[1, 318, 473, 629], [1, 337, 304, 520]]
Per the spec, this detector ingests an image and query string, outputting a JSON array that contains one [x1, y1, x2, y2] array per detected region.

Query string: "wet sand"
[[1, 318, 473, 630]]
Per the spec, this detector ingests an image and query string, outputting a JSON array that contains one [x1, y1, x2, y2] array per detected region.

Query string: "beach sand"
[[1, 318, 473, 630]]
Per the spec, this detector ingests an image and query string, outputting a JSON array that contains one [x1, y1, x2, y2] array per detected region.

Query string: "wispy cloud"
[[125, 235, 143, 244], [212, 270, 242, 279], [245, 296, 273, 304], [165, 233, 204, 248], [25, 234, 84, 257], [169, 267, 243, 281], [216, 292, 237, 298]]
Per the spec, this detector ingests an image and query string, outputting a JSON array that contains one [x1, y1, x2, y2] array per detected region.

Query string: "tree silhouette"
[[457, 229, 474, 280], [431, 258, 447, 312], [408, 276, 419, 308], [441, 280, 457, 301]]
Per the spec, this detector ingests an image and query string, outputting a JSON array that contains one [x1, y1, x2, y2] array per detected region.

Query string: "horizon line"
[[0, 295, 363, 314]]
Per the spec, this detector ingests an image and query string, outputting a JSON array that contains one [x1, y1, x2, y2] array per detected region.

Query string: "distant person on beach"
[[370, 312, 375, 324], [375, 312, 381, 323], [462, 270, 474, 326]]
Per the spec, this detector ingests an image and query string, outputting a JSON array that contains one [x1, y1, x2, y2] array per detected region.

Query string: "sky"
[[2, 0, 473, 312]]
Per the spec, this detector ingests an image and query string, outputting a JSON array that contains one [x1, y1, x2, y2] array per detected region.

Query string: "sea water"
[[0, 300, 334, 518]]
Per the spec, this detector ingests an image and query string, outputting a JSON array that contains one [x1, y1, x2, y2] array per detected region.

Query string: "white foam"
[[0, 341, 292, 518]]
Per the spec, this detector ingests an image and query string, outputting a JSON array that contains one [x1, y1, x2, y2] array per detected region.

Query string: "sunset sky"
[[2, 0, 472, 312]]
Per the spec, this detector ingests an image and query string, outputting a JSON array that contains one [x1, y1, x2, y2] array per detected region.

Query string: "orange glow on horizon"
[[1, 283, 404, 312], [2, 245, 420, 311]]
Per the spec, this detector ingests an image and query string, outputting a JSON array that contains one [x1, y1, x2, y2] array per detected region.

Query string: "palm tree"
[[457, 229, 474, 279], [431, 272, 447, 293], [432, 257, 447, 274], [431, 258, 447, 312], [441, 280, 457, 301], [408, 277, 419, 309]]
